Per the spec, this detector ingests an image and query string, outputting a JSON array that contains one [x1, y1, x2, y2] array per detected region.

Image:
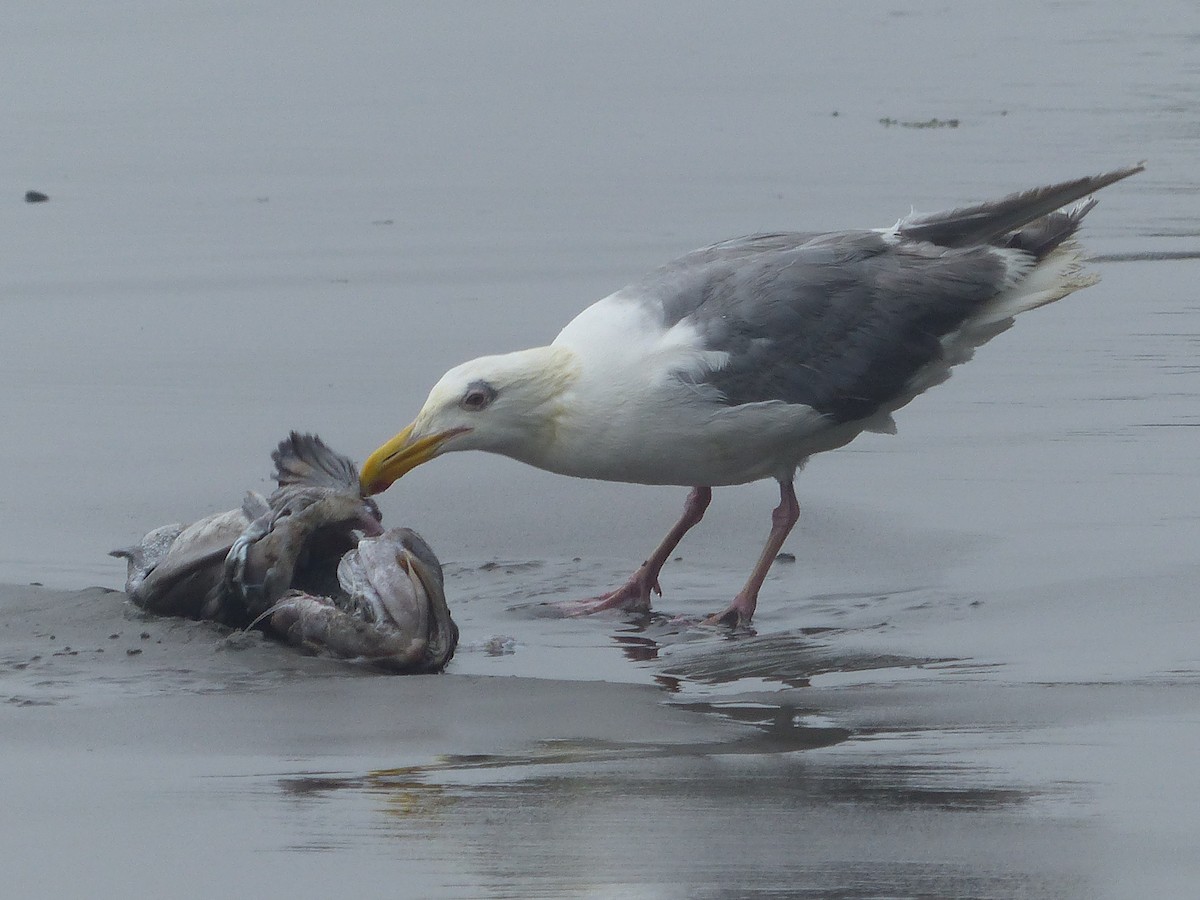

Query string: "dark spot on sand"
[[24, 190, 49, 203], [126, 648, 142, 656], [879, 116, 960, 129], [140, 631, 151, 639], [776, 552, 797, 563]]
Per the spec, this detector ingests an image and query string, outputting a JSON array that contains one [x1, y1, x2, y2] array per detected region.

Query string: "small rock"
[[775, 552, 797, 563], [482, 635, 517, 656], [24, 190, 49, 203], [140, 632, 150, 640], [126, 648, 142, 656]]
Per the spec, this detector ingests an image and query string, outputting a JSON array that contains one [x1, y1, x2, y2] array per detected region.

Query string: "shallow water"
[[2, 1, 1199, 898]]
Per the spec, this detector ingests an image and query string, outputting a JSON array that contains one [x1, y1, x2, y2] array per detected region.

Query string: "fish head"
[[336, 527, 457, 669]]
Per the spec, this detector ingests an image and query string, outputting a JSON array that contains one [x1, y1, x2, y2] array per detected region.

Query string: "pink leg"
[[564, 486, 712, 615], [703, 481, 799, 628]]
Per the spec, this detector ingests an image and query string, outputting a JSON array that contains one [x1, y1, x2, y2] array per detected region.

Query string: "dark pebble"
[[24, 190, 49, 203], [126, 648, 142, 656], [140, 632, 150, 640], [108, 633, 120, 640], [775, 552, 797, 563]]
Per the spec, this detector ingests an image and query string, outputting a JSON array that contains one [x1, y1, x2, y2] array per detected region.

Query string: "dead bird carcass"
[[111, 433, 458, 673]]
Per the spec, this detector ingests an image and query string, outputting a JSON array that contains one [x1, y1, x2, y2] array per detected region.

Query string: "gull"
[[359, 165, 1142, 626]]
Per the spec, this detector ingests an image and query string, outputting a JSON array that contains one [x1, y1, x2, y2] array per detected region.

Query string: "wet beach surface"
[[3, 2, 1199, 897]]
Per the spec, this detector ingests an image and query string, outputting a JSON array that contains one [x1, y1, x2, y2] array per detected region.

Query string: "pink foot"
[[552, 572, 661, 617], [545, 487, 711, 619], [701, 592, 756, 629]]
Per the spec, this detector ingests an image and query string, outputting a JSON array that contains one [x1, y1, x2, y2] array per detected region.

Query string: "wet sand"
[[4, 1, 1200, 897], [4, 564, 1198, 898]]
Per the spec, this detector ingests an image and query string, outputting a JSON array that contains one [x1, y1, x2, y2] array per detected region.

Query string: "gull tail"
[[897, 163, 1144, 250], [902, 164, 1143, 399]]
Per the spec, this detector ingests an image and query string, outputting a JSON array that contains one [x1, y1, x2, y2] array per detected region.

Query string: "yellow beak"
[[359, 423, 466, 496]]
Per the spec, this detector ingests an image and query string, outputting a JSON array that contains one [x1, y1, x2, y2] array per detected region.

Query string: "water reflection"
[[273, 744, 1066, 900], [605, 614, 956, 694]]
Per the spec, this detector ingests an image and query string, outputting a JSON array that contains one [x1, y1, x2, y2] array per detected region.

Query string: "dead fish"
[[111, 521, 185, 596], [112, 433, 382, 624], [111, 432, 456, 672], [265, 527, 458, 673], [111, 504, 262, 618], [216, 483, 384, 626]]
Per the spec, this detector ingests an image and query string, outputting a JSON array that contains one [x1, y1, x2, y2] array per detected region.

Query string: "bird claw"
[[702, 598, 755, 629]]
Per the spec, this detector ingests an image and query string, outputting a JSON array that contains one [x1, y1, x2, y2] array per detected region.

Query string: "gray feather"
[[632, 232, 1008, 423], [622, 165, 1143, 425], [271, 432, 361, 494], [897, 164, 1142, 247]]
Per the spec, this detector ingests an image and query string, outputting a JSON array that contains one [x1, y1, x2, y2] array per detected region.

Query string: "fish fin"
[[271, 432, 360, 493]]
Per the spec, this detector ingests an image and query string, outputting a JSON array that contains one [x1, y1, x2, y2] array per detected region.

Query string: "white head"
[[359, 346, 579, 494]]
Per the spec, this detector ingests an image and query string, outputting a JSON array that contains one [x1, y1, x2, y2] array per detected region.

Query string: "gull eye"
[[460, 380, 496, 412]]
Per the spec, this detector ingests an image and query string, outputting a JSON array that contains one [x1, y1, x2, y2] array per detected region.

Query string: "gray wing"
[[636, 165, 1141, 424], [637, 231, 1007, 423]]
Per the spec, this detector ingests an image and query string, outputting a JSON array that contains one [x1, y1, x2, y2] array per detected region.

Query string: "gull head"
[[360, 346, 579, 495]]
